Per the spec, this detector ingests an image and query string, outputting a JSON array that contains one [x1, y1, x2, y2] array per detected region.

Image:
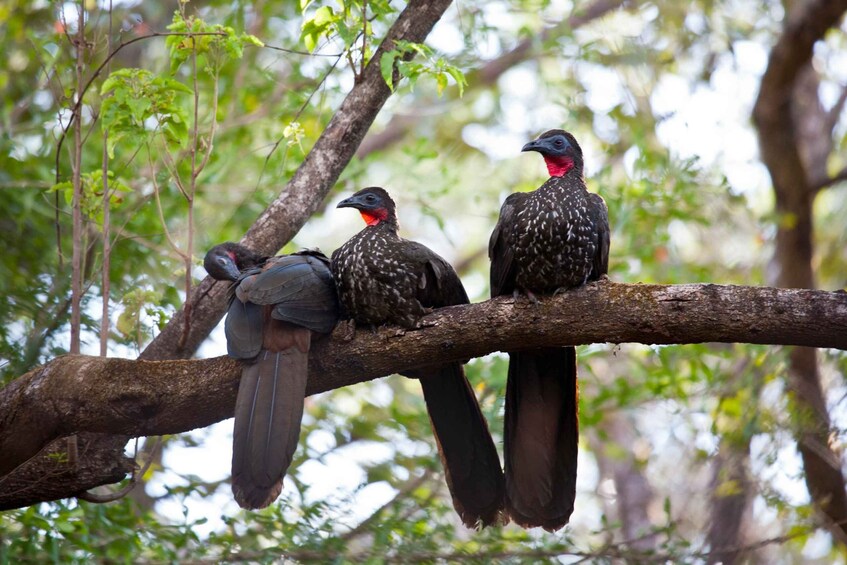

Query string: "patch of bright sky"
[[653, 40, 772, 203]]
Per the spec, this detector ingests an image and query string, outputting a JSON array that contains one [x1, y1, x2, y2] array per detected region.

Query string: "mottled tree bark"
[[2, 282, 846, 509], [752, 0, 847, 545]]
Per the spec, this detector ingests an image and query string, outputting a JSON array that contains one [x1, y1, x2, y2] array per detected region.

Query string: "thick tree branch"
[[139, 0, 454, 362], [2, 282, 846, 509], [0, 433, 134, 511]]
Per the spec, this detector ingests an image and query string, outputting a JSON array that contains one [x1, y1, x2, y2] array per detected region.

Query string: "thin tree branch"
[[148, 147, 187, 260], [1, 282, 846, 509], [810, 165, 847, 193], [99, 0, 114, 357], [262, 42, 343, 57], [69, 1, 86, 355]]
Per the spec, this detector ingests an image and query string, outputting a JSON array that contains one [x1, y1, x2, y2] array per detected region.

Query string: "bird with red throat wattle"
[[489, 130, 610, 530], [331, 187, 506, 528]]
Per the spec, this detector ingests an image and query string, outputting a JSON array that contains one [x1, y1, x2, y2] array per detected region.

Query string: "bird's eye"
[[554, 139, 564, 146], [366, 194, 376, 202]]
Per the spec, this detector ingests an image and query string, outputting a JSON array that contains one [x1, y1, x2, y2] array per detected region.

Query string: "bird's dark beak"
[[223, 261, 241, 281], [522, 139, 542, 153], [337, 196, 360, 209]]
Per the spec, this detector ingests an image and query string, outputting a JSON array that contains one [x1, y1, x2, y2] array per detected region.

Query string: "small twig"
[[69, 0, 86, 355], [158, 138, 189, 199], [77, 437, 162, 503], [100, 0, 114, 357], [340, 470, 433, 542], [195, 75, 219, 178], [181, 28, 201, 349], [263, 43, 343, 57], [360, 0, 367, 80], [147, 146, 188, 260], [810, 165, 847, 193], [262, 53, 344, 168]]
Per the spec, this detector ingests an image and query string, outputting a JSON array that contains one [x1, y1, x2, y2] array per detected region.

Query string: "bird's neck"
[[543, 155, 579, 178], [362, 215, 400, 235], [538, 171, 586, 197], [359, 209, 387, 226]]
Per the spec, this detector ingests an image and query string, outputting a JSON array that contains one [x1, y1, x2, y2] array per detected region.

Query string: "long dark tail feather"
[[225, 300, 264, 360], [504, 347, 578, 531], [231, 344, 310, 509], [418, 364, 505, 528]]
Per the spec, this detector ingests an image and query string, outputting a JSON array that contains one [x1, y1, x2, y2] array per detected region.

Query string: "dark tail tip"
[[506, 500, 573, 532], [232, 480, 283, 510]]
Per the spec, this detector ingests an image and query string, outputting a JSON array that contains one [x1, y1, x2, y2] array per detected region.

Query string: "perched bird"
[[331, 187, 505, 528], [204, 242, 339, 509], [488, 129, 609, 530]]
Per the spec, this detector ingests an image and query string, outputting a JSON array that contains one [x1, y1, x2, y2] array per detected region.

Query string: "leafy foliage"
[[52, 170, 132, 227], [100, 68, 192, 157], [0, 0, 844, 562], [165, 10, 263, 75], [381, 40, 467, 96]]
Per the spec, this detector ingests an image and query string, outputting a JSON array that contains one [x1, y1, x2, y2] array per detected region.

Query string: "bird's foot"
[[340, 319, 357, 341], [587, 274, 610, 287], [512, 288, 541, 304]]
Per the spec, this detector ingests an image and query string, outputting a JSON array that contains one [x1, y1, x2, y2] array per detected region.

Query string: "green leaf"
[[100, 75, 120, 96], [435, 72, 447, 96], [242, 33, 264, 48], [445, 65, 466, 97], [380, 51, 398, 91], [160, 77, 193, 94], [313, 6, 335, 27]]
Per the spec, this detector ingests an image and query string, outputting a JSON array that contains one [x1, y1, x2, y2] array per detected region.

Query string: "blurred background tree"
[[0, 0, 845, 561]]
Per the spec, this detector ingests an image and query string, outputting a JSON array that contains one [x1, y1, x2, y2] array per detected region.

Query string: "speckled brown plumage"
[[332, 187, 505, 528], [489, 129, 609, 531]]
